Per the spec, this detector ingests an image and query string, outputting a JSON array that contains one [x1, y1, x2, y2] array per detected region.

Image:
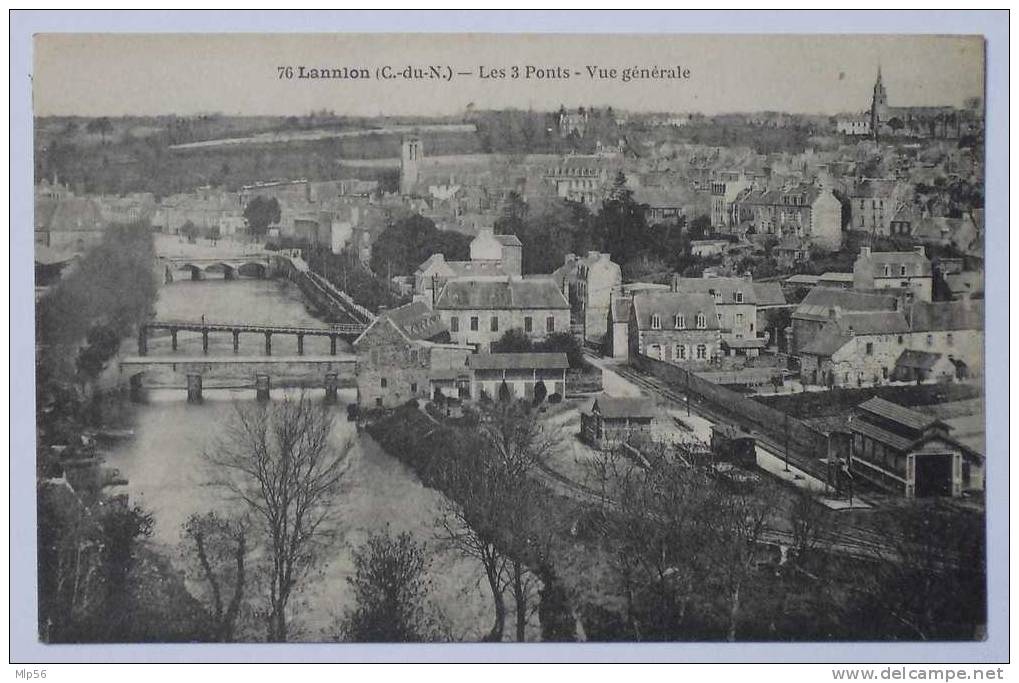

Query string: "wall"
[[440, 308, 571, 351], [632, 353, 831, 481]]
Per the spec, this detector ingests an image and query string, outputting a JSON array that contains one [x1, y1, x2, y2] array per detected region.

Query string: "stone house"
[[797, 299, 983, 386], [35, 194, 106, 250], [433, 277, 571, 352], [552, 251, 622, 344], [850, 179, 906, 235], [413, 227, 522, 305], [734, 183, 843, 250], [798, 310, 913, 387], [790, 287, 900, 355], [853, 246, 933, 302], [580, 394, 658, 450], [629, 291, 722, 365], [670, 276, 765, 356], [352, 301, 470, 409]]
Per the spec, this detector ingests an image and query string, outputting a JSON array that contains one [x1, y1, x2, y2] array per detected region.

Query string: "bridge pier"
[[264, 332, 272, 356], [202, 330, 209, 354], [330, 335, 337, 356], [324, 372, 339, 404], [297, 333, 305, 356], [171, 330, 178, 351], [232, 330, 240, 352], [137, 328, 148, 356], [186, 374, 203, 403], [190, 268, 203, 281], [255, 374, 271, 402]]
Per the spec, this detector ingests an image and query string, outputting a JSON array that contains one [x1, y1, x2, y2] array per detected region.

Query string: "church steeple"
[[870, 64, 888, 140]]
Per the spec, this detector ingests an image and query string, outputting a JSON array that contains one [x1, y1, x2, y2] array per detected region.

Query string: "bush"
[[548, 393, 563, 404]]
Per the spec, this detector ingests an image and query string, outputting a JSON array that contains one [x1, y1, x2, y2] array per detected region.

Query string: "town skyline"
[[34, 33, 984, 118]]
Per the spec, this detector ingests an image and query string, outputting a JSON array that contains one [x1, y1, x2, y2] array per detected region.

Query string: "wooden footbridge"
[[137, 319, 367, 356]]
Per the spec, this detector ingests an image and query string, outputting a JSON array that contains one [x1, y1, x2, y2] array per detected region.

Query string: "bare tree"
[[712, 481, 780, 642], [180, 511, 250, 642], [787, 490, 833, 569], [587, 448, 716, 639], [437, 400, 560, 642], [204, 393, 351, 642]]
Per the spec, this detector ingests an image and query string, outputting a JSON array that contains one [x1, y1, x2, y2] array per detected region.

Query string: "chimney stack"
[[860, 246, 871, 258]]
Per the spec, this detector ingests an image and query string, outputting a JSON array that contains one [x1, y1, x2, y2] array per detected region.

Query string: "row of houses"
[[790, 247, 982, 388], [604, 275, 788, 364]]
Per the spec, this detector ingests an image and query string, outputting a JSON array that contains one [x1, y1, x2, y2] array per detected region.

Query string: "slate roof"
[[857, 397, 943, 432], [495, 234, 523, 247], [851, 179, 899, 199], [469, 352, 569, 371], [671, 277, 757, 305], [631, 291, 720, 331], [908, 300, 983, 332], [610, 297, 632, 323], [793, 287, 899, 322], [738, 183, 821, 207], [35, 196, 104, 233], [434, 278, 569, 310], [855, 249, 933, 278], [589, 395, 658, 420], [354, 301, 447, 346], [800, 311, 910, 357], [384, 301, 449, 341], [752, 282, 787, 307]]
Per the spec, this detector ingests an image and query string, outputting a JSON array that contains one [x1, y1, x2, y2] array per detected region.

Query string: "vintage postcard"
[[29, 31, 990, 649]]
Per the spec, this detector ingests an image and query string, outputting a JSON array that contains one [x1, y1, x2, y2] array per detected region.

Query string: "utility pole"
[[784, 412, 790, 472], [685, 369, 691, 417]]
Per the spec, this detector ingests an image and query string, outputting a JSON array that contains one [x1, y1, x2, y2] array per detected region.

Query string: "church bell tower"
[[870, 66, 888, 139]]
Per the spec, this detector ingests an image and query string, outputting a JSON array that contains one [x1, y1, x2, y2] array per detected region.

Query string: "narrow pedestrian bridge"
[[137, 319, 367, 356]]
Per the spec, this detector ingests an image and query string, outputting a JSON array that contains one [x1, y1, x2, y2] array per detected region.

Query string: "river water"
[[104, 276, 495, 641]]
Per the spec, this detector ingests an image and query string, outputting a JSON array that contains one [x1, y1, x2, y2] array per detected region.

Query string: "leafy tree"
[[243, 196, 281, 237], [369, 213, 470, 277], [38, 485, 155, 643], [491, 328, 534, 354], [689, 214, 711, 240], [205, 393, 352, 642], [598, 172, 649, 265], [845, 501, 985, 640], [540, 332, 584, 369], [339, 528, 443, 642], [85, 117, 113, 143], [533, 380, 548, 405], [180, 220, 200, 242], [75, 324, 121, 381]]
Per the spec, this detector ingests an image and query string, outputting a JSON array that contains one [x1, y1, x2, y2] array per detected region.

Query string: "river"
[[104, 275, 496, 641]]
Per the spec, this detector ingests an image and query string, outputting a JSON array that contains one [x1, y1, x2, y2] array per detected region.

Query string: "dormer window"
[[696, 313, 707, 329], [650, 314, 661, 330], [735, 290, 744, 303], [674, 314, 685, 329]]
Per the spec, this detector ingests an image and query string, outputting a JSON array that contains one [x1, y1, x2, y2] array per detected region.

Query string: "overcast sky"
[[33, 33, 985, 118]]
